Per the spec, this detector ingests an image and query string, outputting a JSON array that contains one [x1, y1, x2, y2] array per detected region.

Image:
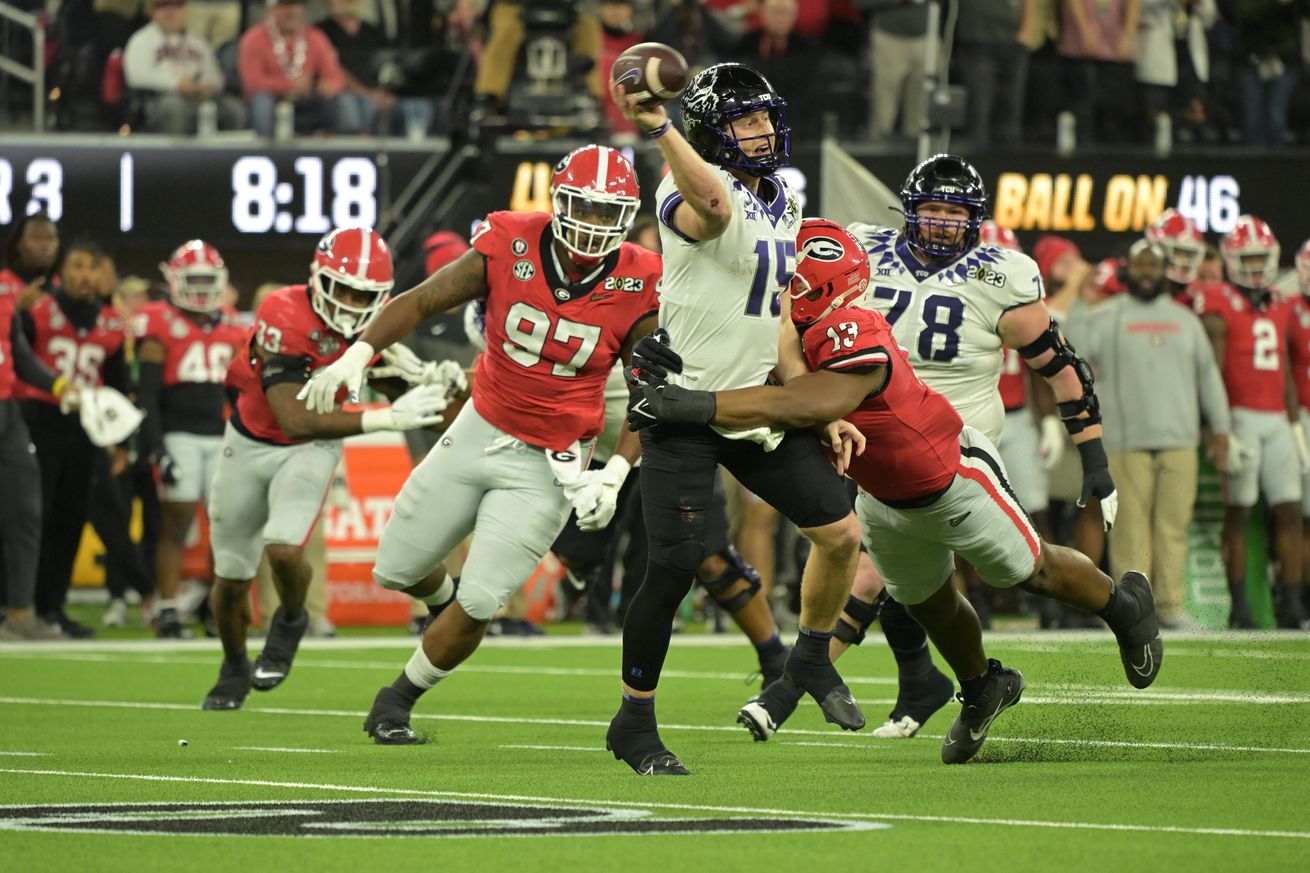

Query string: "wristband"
[[1076, 437, 1109, 471], [643, 120, 672, 140], [51, 376, 67, 398], [360, 408, 395, 433]]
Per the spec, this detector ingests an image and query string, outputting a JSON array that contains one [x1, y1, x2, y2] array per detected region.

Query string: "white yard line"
[[2, 695, 1308, 757], [232, 747, 338, 754], [1, 767, 1307, 841], [2, 651, 1307, 705], [499, 744, 606, 753], [0, 752, 49, 757]]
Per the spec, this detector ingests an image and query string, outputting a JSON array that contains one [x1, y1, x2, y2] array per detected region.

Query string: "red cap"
[[423, 231, 470, 277], [1032, 235, 1082, 280]]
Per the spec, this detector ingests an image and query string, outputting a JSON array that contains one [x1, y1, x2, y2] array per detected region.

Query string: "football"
[[610, 42, 690, 109]]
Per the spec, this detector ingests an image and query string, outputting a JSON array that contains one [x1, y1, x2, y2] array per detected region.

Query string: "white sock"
[[157, 599, 177, 611], [404, 644, 453, 690], [417, 576, 455, 607]]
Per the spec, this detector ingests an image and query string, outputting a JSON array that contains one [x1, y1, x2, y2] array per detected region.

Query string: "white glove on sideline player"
[[361, 384, 449, 433], [1225, 433, 1247, 476], [566, 456, 631, 531], [298, 341, 375, 413], [1038, 414, 1065, 470], [1292, 422, 1310, 475], [367, 344, 468, 396]]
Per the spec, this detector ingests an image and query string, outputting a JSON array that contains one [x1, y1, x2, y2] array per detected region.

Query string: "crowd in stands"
[[0, 0, 1302, 147]]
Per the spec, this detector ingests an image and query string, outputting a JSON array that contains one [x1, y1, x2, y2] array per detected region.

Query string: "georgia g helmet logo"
[[801, 236, 846, 262]]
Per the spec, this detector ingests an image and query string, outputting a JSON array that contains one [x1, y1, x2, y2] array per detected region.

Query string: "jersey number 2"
[[872, 287, 965, 362], [1252, 318, 1279, 372], [503, 302, 601, 377]]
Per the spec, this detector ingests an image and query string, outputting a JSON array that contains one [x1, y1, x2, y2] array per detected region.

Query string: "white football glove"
[[1292, 422, 1310, 475], [368, 345, 468, 396], [1225, 433, 1247, 476], [565, 456, 631, 532], [360, 383, 448, 433], [1038, 414, 1065, 470], [298, 341, 375, 413]]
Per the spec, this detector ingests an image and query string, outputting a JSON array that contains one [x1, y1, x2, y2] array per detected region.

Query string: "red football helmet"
[[1296, 238, 1310, 295], [1145, 208, 1205, 285], [161, 240, 227, 313], [310, 227, 395, 337], [550, 145, 640, 265], [1221, 214, 1280, 291], [1093, 256, 1127, 296], [978, 220, 1022, 252], [788, 218, 870, 328]]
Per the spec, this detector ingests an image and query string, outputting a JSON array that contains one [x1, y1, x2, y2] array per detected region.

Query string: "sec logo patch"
[[513, 260, 536, 281]]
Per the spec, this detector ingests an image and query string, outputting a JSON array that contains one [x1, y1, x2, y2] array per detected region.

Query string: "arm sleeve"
[[1194, 316, 1231, 434], [137, 360, 164, 457], [9, 314, 57, 393]]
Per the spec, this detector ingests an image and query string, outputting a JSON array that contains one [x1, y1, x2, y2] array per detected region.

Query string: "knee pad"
[[833, 590, 888, 646], [456, 577, 502, 622], [698, 548, 762, 614]]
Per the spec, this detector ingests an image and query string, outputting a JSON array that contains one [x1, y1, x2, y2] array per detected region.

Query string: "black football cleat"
[[941, 659, 1024, 764], [156, 609, 194, 640], [872, 667, 955, 738], [251, 606, 309, 691], [737, 676, 803, 742], [1107, 573, 1164, 689], [363, 686, 425, 745], [605, 717, 691, 776], [202, 656, 252, 711], [781, 649, 865, 731], [1274, 585, 1306, 630]]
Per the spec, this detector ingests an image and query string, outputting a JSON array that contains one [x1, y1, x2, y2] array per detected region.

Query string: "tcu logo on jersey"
[[602, 276, 645, 293]]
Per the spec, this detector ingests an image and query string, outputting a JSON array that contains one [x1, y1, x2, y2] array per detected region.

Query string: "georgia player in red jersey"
[[132, 241, 247, 638], [201, 227, 451, 711], [632, 218, 1163, 763], [300, 145, 662, 745], [17, 240, 128, 638], [1195, 215, 1307, 628], [1146, 208, 1207, 307], [1288, 238, 1310, 622]]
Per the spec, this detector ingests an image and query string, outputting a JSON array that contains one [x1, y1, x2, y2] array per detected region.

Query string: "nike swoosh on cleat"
[[1131, 644, 1154, 676], [253, 667, 285, 680], [969, 695, 1008, 742]]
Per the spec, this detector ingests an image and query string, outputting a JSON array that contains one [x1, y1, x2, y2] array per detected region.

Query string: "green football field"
[[2, 629, 1309, 872]]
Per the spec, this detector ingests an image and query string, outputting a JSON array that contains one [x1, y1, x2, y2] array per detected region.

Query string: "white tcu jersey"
[[849, 224, 1044, 443], [656, 167, 801, 445]]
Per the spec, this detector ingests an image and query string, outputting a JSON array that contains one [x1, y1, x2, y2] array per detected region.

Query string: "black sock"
[[223, 651, 248, 668], [387, 672, 427, 709], [786, 626, 842, 699], [754, 633, 785, 664], [1097, 582, 1136, 630]]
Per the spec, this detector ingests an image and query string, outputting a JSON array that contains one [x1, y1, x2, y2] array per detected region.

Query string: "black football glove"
[[625, 328, 683, 389], [1076, 438, 1118, 531], [628, 383, 716, 431]]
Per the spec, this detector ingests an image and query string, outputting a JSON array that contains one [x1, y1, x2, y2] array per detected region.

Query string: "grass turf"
[[1, 630, 1308, 872]]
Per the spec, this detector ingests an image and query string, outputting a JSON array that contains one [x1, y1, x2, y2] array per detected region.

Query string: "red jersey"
[[0, 270, 19, 400], [998, 347, 1026, 412], [802, 307, 963, 503], [1289, 295, 1310, 412], [231, 285, 354, 445], [16, 293, 125, 405], [1194, 281, 1291, 413], [133, 300, 247, 436], [470, 211, 661, 451]]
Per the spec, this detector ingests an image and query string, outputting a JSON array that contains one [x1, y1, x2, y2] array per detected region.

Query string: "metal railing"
[[0, 0, 45, 132]]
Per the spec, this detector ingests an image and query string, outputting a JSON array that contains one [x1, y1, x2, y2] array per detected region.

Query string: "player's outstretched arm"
[[713, 369, 883, 430], [611, 82, 731, 241]]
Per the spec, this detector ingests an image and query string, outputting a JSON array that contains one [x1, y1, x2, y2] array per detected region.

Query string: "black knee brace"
[[698, 548, 762, 614], [833, 590, 888, 646]]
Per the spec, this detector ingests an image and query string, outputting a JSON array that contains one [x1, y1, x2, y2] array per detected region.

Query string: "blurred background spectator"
[[863, 0, 929, 141], [1135, 1, 1217, 145], [1058, 0, 1141, 144], [953, 0, 1033, 147], [1230, 0, 1306, 147], [238, 0, 350, 138]]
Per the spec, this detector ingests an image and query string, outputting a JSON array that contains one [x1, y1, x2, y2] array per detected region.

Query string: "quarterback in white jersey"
[[608, 62, 864, 777]]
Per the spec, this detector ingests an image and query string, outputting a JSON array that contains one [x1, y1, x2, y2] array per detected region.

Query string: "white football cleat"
[[102, 598, 128, 628], [871, 715, 924, 738]]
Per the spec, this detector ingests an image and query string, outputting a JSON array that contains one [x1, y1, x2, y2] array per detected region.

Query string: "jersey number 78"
[[871, 286, 965, 362]]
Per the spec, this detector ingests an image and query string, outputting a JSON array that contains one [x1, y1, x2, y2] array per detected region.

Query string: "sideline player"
[[610, 63, 865, 776], [732, 155, 1122, 740], [133, 241, 246, 638], [633, 219, 1162, 762], [299, 145, 665, 745], [1146, 208, 1207, 307], [1292, 239, 1310, 620], [202, 227, 450, 710], [1195, 216, 1306, 628]]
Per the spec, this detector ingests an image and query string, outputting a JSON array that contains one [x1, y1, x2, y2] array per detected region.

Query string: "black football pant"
[[0, 399, 42, 611], [621, 424, 852, 693], [23, 401, 98, 616], [88, 451, 157, 601]]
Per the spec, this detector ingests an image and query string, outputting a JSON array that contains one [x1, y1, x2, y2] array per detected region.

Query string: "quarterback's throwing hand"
[[299, 341, 374, 412]]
